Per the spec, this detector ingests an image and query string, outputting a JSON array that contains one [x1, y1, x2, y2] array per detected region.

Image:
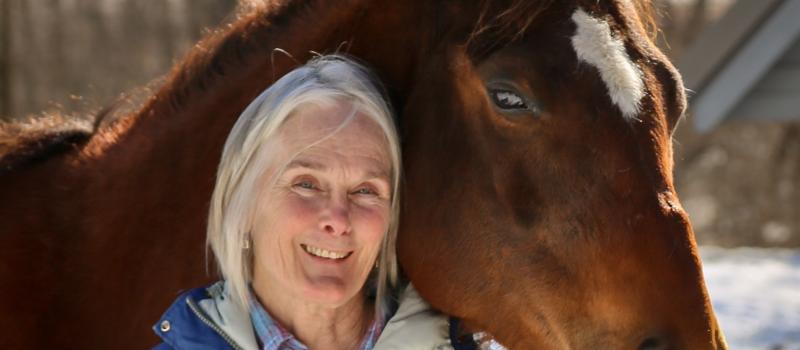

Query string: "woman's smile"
[[248, 102, 391, 307], [300, 243, 353, 260]]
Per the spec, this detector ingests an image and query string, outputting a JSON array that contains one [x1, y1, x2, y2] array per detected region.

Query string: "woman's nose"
[[319, 198, 351, 235]]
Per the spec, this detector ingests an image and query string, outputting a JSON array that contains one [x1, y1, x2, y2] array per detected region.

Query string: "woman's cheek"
[[354, 205, 390, 242]]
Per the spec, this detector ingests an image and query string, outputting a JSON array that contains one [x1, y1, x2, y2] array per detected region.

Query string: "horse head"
[[397, 1, 726, 349]]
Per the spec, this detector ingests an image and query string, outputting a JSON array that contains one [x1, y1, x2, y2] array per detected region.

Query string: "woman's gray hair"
[[207, 55, 401, 317]]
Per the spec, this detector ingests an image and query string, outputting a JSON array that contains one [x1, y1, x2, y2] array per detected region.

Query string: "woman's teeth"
[[302, 244, 350, 260]]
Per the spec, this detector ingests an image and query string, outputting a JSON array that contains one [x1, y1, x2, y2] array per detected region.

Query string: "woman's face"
[[251, 101, 392, 307]]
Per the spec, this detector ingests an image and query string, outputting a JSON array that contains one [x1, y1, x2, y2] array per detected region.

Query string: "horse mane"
[[154, 0, 316, 116], [0, 0, 658, 175], [0, 71, 167, 174], [0, 112, 94, 174], [0, 1, 274, 175]]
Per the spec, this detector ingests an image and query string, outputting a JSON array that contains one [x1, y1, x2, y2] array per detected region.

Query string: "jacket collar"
[[154, 281, 475, 350], [154, 281, 259, 350]]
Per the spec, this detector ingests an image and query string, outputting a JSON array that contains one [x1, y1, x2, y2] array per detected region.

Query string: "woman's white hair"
[[207, 55, 401, 317]]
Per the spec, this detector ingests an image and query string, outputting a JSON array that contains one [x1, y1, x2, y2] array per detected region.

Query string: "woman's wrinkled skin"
[[251, 101, 392, 349]]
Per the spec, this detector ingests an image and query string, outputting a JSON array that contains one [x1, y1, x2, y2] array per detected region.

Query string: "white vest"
[[199, 282, 454, 350]]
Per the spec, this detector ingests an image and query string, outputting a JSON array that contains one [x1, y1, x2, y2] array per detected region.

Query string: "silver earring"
[[242, 235, 251, 250]]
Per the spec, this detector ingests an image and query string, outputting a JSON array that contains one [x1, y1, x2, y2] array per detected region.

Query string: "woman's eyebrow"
[[367, 172, 391, 181], [285, 159, 327, 172]]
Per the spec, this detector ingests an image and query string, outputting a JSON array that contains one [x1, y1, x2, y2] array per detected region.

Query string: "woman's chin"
[[299, 276, 360, 306]]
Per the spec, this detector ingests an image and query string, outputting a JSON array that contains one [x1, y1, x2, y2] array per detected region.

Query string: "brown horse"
[[0, 0, 726, 349]]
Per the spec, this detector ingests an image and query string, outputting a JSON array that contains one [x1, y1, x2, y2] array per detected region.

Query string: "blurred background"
[[1, 0, 798, 348]]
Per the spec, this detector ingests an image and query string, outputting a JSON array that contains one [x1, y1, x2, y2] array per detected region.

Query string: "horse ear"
[[666, 81, 687, 135], [653, 59, 688, 135]]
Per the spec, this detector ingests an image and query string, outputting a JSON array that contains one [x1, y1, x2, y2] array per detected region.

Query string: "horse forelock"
[[465, 0, 555, 59], [464, 0, 656, 58]]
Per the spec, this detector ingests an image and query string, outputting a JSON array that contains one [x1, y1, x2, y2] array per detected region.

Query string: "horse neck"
[[86, 0, 423, 184]]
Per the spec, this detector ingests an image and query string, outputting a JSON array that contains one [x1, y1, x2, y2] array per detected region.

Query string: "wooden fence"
[[0, 0, 236, 120]]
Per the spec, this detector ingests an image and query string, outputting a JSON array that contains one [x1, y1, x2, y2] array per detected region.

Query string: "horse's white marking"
[[571, 8, 644, 120]]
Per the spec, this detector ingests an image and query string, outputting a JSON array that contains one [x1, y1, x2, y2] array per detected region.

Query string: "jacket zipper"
[[186, 297, 245, 350]]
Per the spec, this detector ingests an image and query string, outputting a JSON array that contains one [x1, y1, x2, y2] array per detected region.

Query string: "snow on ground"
[[701, 246, 800, 350]]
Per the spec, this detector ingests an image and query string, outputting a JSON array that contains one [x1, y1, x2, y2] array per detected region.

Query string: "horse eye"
[[489, 89, 529, 111]]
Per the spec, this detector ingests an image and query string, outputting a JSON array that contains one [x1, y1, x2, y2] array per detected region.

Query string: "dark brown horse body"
[[0, 1, 726, 349]]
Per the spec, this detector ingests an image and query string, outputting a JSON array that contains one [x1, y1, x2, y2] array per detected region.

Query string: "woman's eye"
[[294, 181, 316, 190], [353, 187, 376, 196], [489, 89, 528, 111]]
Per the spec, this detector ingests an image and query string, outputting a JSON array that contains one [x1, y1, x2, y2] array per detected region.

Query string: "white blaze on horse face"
[[571, 8, 644, 120]]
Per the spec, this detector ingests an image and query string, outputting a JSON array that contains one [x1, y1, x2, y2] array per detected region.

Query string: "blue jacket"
[[153, 282, 256, 350], [153, 281, 478, 350]]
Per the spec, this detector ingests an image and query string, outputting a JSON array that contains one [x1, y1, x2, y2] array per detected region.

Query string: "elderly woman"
[[152, 56, 466, 350]]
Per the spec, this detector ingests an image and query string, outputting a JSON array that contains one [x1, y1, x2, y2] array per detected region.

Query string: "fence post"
[[0, 0, 10, 120]]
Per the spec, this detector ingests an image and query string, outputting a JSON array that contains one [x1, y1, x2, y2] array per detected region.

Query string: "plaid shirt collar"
[[248, 289, 384, 350]]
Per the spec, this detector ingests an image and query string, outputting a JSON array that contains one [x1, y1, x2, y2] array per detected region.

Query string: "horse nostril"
[[639, 336, 670, 350]]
